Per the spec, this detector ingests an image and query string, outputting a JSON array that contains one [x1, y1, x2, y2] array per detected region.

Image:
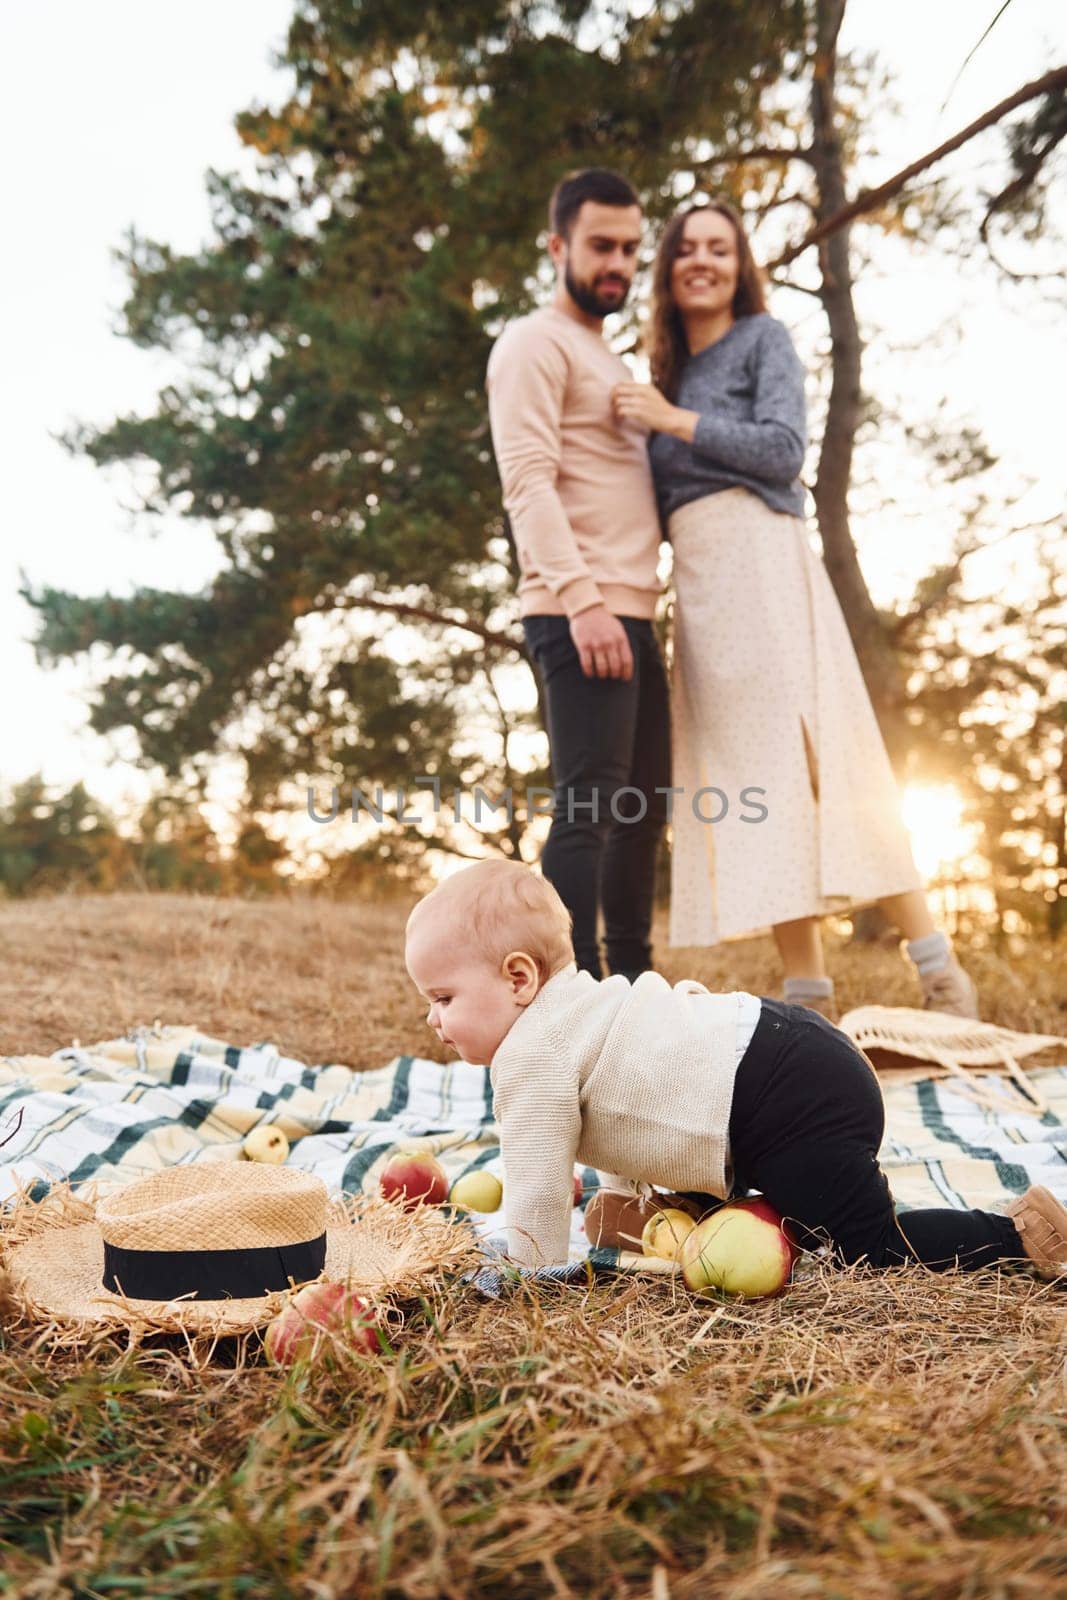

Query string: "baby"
[[405, 859, 1067, 1280]]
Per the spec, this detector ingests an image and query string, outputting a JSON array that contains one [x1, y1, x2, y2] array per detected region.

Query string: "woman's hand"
[[611, 381, 697, 440]]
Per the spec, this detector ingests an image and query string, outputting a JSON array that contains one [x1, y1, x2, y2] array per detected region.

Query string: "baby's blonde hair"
[[406, 859, 574, 982]]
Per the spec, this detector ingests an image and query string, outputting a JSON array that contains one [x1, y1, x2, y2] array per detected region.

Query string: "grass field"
[[1, 893, 1065, 1598]]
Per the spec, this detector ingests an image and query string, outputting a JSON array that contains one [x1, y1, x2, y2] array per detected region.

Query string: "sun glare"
[[900, 783, 978, 880]]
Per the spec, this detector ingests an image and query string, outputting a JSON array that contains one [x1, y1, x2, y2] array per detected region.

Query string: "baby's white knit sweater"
[[489, 963, 753, 1268]]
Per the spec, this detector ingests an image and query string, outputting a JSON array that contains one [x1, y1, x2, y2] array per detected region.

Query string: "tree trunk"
[[809, 0, 904, 945], [808, 0, 910, 766]]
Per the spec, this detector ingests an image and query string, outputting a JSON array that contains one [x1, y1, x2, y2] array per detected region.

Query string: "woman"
[[611, 201, 976, 1018]]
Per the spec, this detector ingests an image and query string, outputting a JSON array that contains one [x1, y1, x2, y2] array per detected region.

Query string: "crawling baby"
[[404, 858, 1066, 1281]]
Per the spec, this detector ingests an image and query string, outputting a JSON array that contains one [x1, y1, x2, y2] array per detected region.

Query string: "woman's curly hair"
[[647, 201, 767, 400]]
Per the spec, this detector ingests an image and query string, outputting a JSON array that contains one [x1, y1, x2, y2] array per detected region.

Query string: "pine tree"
[[25, 0, 803, 870]]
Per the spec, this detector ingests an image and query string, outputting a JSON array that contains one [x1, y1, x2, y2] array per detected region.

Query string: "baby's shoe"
[[920, 958, 979, 1019], [1006, 1185, 1067, 1280], [584, 1188, 703, 1251]]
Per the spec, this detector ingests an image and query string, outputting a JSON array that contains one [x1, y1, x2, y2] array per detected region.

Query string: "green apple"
[[448, 1169, 504, 1213], [640, 1207, 696, 1261], [242, 1126, 290, 1164]]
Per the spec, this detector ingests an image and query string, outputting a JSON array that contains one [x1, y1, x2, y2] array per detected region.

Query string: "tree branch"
[[431, 838, 516, 862], [691, 142, 814, 169], [742, 189, 819, 221], [891, 517, 1065, 641], [766, 274, 823, 298], [482, 661, 516, 774], [891, 550, 974, 642], [771, 64, 1067, 268], [980, 111, 1067, 247], [356, 806, 520, 863], [311, 592, 525, 655], [938, 0, 1016, 116], [982, 230, 1067, 282]]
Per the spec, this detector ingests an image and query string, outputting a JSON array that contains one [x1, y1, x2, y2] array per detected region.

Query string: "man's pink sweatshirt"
[[486, 305, 663, 620]]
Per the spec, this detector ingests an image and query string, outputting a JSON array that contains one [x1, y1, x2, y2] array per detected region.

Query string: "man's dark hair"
[[548, 168, 641, 240]]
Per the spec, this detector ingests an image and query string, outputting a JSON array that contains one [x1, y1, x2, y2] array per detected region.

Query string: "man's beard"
[[564, 263, 631, 319]]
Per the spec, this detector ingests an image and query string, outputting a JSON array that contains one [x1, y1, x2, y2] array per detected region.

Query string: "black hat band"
[[101, 1233, 327, 1302]]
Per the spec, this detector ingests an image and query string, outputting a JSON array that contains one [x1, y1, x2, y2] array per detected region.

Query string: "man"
[[486, 169, 668, 980]]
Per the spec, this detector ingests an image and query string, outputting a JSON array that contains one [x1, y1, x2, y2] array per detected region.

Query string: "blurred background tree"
[[0, 779, 130, 897], [0, 780, 290, 898]]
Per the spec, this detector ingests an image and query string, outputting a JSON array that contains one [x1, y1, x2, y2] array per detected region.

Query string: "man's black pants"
[[523, 614, 670, 980]]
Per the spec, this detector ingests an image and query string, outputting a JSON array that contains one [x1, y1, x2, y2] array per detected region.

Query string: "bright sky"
[[2, 0, 1064, 821]]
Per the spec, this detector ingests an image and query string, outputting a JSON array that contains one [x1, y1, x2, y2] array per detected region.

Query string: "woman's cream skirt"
[[668, 488, 921, 947]]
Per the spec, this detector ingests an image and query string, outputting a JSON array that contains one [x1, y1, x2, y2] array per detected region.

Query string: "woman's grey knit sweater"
[[649, 312, 807, 521]]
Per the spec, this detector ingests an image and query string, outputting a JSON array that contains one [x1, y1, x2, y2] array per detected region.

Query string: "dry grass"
[[2, 893, 1066, 1598], [1, 1264, 1063, 1598], [0, 892, 421, 1068], [2, 890, 1066, 1064]]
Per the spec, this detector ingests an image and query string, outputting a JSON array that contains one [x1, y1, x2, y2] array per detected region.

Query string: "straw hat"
[[3, 1163, 459, 1336]]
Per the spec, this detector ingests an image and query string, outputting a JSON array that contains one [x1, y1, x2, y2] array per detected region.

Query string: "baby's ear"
[[503, 950, 540, 1003]]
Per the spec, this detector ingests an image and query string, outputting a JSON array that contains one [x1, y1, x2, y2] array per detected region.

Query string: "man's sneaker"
[[920, 959, 979, 1019], [1006, 1185, 1067, 1280], [583, 1188, 704, 1251]]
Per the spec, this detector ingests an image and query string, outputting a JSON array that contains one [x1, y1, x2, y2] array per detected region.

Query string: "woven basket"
[[838, 1005, 1064, 1115]]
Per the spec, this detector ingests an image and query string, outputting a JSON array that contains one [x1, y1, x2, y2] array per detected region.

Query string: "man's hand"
[[570, 607, 634, 680]]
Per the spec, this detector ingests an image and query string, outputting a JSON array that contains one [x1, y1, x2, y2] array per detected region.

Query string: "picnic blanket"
[[2, 1026, 1066, 1265]]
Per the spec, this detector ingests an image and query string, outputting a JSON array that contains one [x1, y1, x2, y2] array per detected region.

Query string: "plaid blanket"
[[2, 1027, 1065, 1264]]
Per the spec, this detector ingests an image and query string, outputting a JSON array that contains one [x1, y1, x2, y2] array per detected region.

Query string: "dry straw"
[[2, 1185, 1063, 1594]]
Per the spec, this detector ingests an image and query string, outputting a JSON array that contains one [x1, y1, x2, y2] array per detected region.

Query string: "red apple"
[[264, 1281, 381, 1366], [679, 1197, 796, 1299], [573, 1169, 584, 1207], [379, 1151, 449, 1210]]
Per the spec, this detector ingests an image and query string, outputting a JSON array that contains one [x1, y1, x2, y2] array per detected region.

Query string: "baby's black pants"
[[724, 998, 1024, 1270]]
